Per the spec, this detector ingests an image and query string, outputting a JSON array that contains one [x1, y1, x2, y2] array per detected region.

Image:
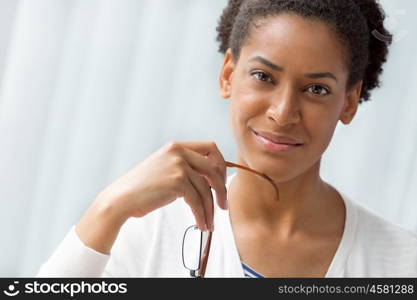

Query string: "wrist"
[[75, 194, 130, 255], [94, 187, 136, 222], [94, 192, 131, 225]]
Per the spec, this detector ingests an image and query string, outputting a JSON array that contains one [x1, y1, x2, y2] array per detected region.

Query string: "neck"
[[228, 155, 334, 238]]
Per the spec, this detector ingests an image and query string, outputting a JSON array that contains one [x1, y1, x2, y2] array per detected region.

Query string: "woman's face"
[[220, 14, 362, 182]]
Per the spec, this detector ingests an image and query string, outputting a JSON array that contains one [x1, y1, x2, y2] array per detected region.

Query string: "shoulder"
[[343, 194, 417, 276], [352, 198, 417, 246]]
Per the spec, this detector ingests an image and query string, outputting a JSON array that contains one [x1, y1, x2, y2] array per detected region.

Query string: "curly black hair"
[[215, 0, 393, 103]]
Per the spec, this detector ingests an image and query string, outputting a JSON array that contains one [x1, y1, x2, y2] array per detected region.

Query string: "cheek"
[[303, 107, 340, 154], [229, 99, 249, 145], [229, 74, 271, 119], [229, 92, 266, 139]]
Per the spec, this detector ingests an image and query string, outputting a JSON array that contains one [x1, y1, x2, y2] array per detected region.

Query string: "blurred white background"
[[0, 0, 415, 277]]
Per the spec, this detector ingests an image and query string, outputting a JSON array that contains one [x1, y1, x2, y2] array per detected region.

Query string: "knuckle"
[[211, 141, 223, 158], [209, 163, 223, 180], [172, 155, 186, 167], [214, 162, 223, 174], [172, 169, 186, 183], [165, 141, 181, 152], [209, 141, 218, 150], [208, 142, 225, 166]]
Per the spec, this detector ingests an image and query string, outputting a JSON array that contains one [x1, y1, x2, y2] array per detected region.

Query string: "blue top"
[[241, 261, 265, 278]]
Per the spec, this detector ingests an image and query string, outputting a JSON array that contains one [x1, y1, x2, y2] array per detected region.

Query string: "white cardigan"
[[37, 173, 417, 277]]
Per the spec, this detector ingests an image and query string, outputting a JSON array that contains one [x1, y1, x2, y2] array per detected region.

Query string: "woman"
[[37, 0, 417, 277]]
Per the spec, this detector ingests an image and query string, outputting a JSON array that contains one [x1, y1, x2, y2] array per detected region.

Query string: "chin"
[[265, 167, 301, 183], [245, 156, 298, 181]]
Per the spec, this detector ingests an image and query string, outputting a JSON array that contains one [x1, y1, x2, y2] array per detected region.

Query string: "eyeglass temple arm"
[[225, 161, 279, 201], [198, 231, 212, 278]]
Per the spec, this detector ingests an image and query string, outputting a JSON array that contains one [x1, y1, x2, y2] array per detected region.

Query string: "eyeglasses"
[[181, 161, 279, 278]]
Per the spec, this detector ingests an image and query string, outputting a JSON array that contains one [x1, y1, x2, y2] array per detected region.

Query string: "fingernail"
[[208, 219, 214, 232]]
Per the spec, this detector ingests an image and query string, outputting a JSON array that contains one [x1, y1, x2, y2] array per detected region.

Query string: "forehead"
[[240, 14, 348, 76]]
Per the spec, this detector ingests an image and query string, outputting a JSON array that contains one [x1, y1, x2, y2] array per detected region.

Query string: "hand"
[[75, 141, 228, 254], [101, 141, 228, 231]]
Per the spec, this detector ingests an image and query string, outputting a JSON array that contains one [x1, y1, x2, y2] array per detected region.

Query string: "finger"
[[186, 165, 214, 231], [174, 141, 227, 184], [181, 175, 207, 232], [206, 142, 227, 185], [178, 144, 228, 210], [205, 142, 228, 210]]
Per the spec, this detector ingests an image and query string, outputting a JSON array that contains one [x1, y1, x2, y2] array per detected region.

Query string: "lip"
[[252, 129, 303, 152], [252, 129, 303, 145]]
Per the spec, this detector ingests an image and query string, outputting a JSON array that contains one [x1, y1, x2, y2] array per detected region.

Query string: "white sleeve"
[[36, 225, 110, 277]]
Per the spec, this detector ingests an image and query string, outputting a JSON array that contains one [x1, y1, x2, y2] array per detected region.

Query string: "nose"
[[266, 84, 301, 127]]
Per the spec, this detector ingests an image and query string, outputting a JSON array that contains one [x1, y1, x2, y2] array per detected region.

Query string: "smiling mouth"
[[251, 129, 303, 145], [252, 130, 303, 152]]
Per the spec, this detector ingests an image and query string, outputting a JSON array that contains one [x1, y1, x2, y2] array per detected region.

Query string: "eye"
[[251, 71, 273, 84], [306, 84, 331, 96]]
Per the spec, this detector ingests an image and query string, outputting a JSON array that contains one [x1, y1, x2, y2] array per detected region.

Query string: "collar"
[[203, 172, 357, 278]]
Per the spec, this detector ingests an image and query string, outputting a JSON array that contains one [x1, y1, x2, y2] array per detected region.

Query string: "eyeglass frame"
[[181, 161, 279, 278], [181, 225, 212, 278]]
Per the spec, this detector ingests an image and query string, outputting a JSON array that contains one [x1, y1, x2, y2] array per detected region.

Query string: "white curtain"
[[0, 0, 415, 277]]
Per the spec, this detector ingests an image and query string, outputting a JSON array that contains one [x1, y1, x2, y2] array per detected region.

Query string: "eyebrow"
[[248, 55, 338, 83]]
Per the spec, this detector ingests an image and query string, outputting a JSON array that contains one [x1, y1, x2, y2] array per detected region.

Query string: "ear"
[[219, 48, 235, 99], [340, 80, 363, 125]]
